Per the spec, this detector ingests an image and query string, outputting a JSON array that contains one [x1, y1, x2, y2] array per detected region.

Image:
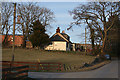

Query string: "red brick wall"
[[14, 35, 23, 46], [1, 35, 23, 47], [0, 35, 2, 44]]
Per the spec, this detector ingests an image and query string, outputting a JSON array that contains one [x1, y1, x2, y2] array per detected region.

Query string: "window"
[[11, 37, 13, 41]]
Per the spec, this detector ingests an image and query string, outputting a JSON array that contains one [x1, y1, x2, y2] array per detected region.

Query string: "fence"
[[1, 61, 63, 72], [2, 64, 29, 80]]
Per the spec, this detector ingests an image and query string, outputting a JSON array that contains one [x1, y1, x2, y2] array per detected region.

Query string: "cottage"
[[45, 27, 72, 51]]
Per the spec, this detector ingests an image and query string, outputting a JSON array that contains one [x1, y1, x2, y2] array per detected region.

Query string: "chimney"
[[62, 30, 65, 33], [56, 27, 60, 33]]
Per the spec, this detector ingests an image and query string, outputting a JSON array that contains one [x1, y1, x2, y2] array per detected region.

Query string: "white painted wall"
[[72, 43, 76, 51], [45, 41, 67, 51]]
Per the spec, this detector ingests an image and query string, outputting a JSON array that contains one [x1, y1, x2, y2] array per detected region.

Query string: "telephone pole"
[[12, 3, 16, 63], [85, 28, 87, 52]]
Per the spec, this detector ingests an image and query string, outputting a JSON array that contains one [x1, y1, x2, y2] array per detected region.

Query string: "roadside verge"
[[63, 60, 111, 72]]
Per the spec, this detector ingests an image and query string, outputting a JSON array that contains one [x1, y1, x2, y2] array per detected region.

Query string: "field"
[[2, 48, 95, 67]]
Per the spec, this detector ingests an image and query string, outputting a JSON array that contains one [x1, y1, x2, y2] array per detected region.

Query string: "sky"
[[1, 2, 91, 44], [1, 0, 118, 43], [38, 2, 88, 44]]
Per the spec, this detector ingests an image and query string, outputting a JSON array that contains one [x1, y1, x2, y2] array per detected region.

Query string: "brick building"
[[0, 34, 23, 47]]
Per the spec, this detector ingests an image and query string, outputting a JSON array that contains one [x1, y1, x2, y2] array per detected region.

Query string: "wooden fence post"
[[60, 64, 63, 71], [59, 63, 60, 71], [37, 63, 39, 71], [48, 63, 50, 71], [63, 64, 66, 71]]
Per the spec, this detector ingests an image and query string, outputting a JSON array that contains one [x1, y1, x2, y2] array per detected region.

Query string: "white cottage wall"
[[45, 41, 67, 51], [53, 41, 66, 51]]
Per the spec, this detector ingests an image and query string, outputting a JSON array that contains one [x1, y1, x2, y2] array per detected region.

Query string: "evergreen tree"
[[29, 20, 50, 49]]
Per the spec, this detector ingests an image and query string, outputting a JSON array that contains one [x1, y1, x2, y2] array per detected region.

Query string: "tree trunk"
[[21, 25, 26, 48], [90, 28, 95, 55], [2, 34, 8, 47], [2, 27, 9, 47], [92, 37, 95, 54], [101, 31, 107, 55], [22, 35, 26, 48]]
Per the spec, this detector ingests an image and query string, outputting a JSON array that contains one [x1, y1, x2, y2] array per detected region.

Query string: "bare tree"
[[1, 2, 13, 46], [106, 14, 120, 55], [69, 2, 119, 55], [0, 3, 1, 33], [17, 3, 54, 47]]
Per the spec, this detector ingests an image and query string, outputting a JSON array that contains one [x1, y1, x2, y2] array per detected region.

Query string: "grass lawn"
[[2, 48, 95, 67]]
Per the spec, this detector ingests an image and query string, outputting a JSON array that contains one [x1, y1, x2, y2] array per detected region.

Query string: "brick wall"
[[1, 35, 23, 47]]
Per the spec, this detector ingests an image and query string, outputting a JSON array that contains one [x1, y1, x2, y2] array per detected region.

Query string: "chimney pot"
[[62, 30, 65, 33], [56, 27, 60, 33]]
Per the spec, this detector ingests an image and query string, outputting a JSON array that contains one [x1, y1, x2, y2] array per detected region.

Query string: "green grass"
[[2, 48, 95, 67]]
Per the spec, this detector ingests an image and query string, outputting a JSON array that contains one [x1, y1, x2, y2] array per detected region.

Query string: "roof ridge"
[[57, 33, 69, 42], [50, 33, 70, 42], [60, 33, 69, 40]]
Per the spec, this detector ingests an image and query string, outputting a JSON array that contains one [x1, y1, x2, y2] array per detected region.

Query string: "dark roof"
[[50, 35, 66, 42], [60, 33, 69, 40], [61, 33, 68, 35], [50, 33, 72, 43]]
